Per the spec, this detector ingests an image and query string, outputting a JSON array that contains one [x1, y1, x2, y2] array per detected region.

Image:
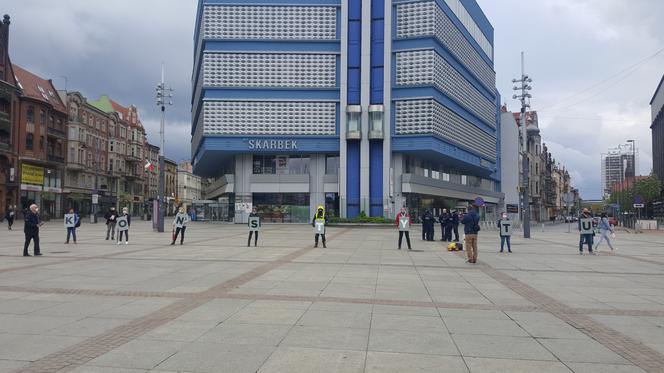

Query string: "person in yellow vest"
[[312, 205, 328, 248]]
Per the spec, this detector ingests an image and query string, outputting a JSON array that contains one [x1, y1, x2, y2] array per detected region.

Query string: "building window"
[[40, 136, 44, 150], [325, 155, 339, 175], [461, 175, 467, 185], [442, 173, 450, 182], [253, 155, 310, 175], [26, 134, 34, 150], [40, 110, 46, 126], [27, 106, 35, 123]]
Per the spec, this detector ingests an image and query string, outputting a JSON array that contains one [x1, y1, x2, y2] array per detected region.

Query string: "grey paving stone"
[[87, 340, 185, 370], [444, 316, 530, 337], [371, 313, 447, 331], [538, 338, 632, 364], [197, 322, 292, 346], [565, 362, 647, 373], [139, 320, 220, 342], [364, 351, 469, 373], [464, 357, 573, 373], [68, 366, 148, 373], [281, 325, 369, 351], [0, 334, 85, 361], [368, 328, 459, 356], [156, 342, 275, 373], [452, 334, 557, 361], [297, 309, 372, 329], [257, 346, 366, 373]]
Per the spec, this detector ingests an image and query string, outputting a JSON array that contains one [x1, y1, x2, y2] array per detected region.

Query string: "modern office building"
[[192, 0, 502, 222], [652, 75, 664, 189], [601, 144, 637, 200]]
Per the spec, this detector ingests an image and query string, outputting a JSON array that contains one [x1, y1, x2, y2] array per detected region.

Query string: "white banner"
[[248, 217, 261, 231], [174, 215, 187, 228], [64, 214, 76, 228], [499, 221, 512, 236], [314, 221, 325, 234], [399, 216, 410, 231], [117, 216, 129, 231], [579, 218, 593, 234]]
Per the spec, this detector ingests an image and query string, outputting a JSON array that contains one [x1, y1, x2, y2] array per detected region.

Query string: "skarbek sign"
[[248, 139, 298, 150]]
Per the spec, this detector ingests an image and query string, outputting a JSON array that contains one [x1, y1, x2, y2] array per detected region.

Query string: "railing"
[[47, 127, 66, 138], [47, 154, 65, 163], [0, 142, 10, 151]]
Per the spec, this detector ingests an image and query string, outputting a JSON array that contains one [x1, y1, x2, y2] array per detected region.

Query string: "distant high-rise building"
[[601, 144, 637, 199], [651, 75, 664, 189]]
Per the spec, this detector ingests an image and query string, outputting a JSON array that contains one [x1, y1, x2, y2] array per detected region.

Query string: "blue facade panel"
[[346, 141, 361, 218], [369, 141, 383, 216]]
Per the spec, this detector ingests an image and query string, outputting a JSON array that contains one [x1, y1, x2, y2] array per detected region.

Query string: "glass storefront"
[[253, 155, 310, 175], [404, 193, 497, 222], [253, 193, 310, 223]]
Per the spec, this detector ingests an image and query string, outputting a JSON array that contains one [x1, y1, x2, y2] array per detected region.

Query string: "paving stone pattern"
[[0, 221, 663, 372]]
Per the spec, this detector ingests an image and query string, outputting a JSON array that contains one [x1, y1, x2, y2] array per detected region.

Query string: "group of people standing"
[[419, 209, 460, 242]]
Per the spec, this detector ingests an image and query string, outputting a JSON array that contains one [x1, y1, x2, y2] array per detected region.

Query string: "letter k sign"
[[65, 216, 73, 225]]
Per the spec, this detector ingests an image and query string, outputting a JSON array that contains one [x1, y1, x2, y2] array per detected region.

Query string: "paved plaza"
[[0, 221, 663, 372]]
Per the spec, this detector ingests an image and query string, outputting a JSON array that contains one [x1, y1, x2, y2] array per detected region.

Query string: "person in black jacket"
[[23, 204, 42, 256], [5, 205, 16, 230], [312, 205, 328, 248], [451, 210, 460, 242], [422, 210, 435, 241], [104, 207, 118, 240], [247, 207, 261, 247]]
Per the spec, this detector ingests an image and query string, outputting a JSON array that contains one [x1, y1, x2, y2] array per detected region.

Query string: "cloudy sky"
[[5, 0, 663, 199]]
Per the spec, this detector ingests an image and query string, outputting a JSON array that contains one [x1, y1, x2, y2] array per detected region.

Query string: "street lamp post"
[[155, 64, 173, 233], [627, 139, 636, 222], [512, 52, 533, 238]]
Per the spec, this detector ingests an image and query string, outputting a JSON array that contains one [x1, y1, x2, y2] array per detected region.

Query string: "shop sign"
[[21, 164, 44, 185], [43, 186, 62, 193], [248, 139, 298, 150], [235, 202, 252, 213], [20, 183, 43, 192]]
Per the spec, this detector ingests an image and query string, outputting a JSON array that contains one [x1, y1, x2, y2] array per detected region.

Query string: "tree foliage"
[[634, 173, 662, 204]]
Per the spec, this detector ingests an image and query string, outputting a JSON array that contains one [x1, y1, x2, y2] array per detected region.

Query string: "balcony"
[[125, 172, 142, 180], [67, 161, 85, 171], [47, 127, 67, 139], [48, 154, 65, 164], [126, 153, 141, 162], [346, 106, 362, 140], [0, 141, 10, 153]]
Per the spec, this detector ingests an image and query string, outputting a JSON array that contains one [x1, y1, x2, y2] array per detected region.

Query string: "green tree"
[[634, 173, 663, 204]]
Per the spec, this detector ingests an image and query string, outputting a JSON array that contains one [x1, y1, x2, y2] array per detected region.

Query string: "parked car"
[[564, 216, 578, 223], [608, 216, 618, 226]]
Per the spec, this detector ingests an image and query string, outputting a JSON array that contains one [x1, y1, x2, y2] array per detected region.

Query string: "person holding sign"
[[395, 207, 412, 250], [247, 207, 261, 247], [171, 207, 189, 245], [23, 204, 43, 256], [578, 208, 595, 255], [497, 213, 512, 253], [312, 205, 328, 248], [64, 208, 80, 244], [116, 207, 131, 245]]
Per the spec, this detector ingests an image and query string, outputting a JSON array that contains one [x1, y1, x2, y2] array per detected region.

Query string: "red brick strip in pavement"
[[13, 230, 349, 373], [480, 265, 664, 373]]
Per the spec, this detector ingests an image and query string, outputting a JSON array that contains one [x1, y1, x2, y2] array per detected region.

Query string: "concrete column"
[[339, 0, 348, 218], [234, 154, 252, 223], [309, 154, 326, 218], [360, 0, 371, 215], [382, 0, 393, 218], [392, 153, 405, 211]]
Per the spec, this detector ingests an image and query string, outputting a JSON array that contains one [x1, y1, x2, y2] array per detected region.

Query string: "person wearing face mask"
[[171, 207, 189, 245], [578, 208, 595, 255], [23, 204, 42, 256], [116, 207, 131, 245], [395, 207, 413, 250], [312, 205, 328, 248], [104, 206, 118, 240], [247, 207, 261, 247], [497, 213, 512, 253]]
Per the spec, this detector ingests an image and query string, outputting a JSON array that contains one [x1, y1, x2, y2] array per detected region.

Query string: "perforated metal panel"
[[202, 5, 337, 40], [203, 53, 336, 88], [395, 99, 496, 161], [396, 50, 495, 127], [203, 101, 336, 136], [396, 2, 495, 92]]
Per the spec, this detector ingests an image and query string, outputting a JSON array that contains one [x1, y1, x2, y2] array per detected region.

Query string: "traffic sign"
[[633, 203, 645, 208], [474, 197, 485, 207], [635, 195, 642, 204]]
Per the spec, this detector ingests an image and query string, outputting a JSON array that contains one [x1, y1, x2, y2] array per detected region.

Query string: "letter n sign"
[[175, 216, 186, 228], [579, 218, 593, 234]]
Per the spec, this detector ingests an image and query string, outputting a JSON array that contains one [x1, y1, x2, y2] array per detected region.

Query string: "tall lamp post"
[[512, 52, 533, 238], [155, 64, 173, 233], [627, 139, 636, 219]]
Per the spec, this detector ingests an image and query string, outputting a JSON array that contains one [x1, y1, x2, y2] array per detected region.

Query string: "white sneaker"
[[117, 242, 121, 245], [125, 241, 129, 245]]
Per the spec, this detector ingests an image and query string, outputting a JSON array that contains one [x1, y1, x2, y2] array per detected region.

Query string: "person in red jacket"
[[396, 207, 413, 250]]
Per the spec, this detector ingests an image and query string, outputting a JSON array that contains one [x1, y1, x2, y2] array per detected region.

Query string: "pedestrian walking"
[[23, 204, 42, 256], [396, 207, 412, 250], [578, 208, 595, 255], [64, 208, 80, 244], [497, 213, 512, 253], [5, 205, 16, 230], [104, 207, 118, 240], [247, 207, 261, 247], [594, 212, 617, 252], [461, 206, 480, 263], [171, 207, 189, 245], [312, 205, 328, 248], [451, 210, 460, 242], [116, 207, 131, 245]]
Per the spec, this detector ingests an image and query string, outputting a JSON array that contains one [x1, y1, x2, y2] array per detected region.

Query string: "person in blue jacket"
[[65, 208, 80, 244]]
